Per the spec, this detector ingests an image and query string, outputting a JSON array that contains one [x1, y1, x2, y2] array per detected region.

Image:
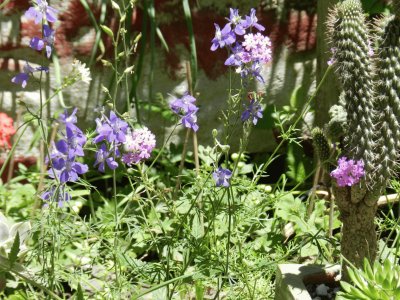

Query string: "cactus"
[[312, 127, 331, 163], [323, 0, 400, 278]]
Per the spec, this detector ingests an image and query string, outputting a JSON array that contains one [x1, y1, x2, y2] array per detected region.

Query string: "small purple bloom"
[[227, 8, 246, 35], [50, 156, 88, 183], [11, 62, 49, 88], [59, 107, 78, 125], [170, 94, 200, 132], [242, 8, 265, 31], [56, 125, 86, 157], [41, 185, 71, 207], [30, 25, 55, 58], [181, 109, 199, 132], [211, 23, 236, 51], [94, 144, 118, 172], [213, 167, 232, 187], [330, 157, 365, 187], [25, 0, 58, 24], [170, 94, 198, 114], [93, 111, 128, 144], [241, 99, 263, 125]]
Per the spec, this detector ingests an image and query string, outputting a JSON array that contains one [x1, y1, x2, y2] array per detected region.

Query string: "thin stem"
[[173, 128, 191, 198]]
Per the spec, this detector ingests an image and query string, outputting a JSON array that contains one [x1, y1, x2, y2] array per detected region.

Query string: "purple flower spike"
[[213, 167, 232, 187], [243, 8, 265, 31], [241, 99, 263, 125], [25, 0, 58, 24], [94, 144, 118, 172], [29, 25, 55, 58], [330, 157, 365, 187], [211, 23, 236, 51]]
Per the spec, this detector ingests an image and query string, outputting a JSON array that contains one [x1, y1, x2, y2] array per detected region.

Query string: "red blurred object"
[[0, 112, 16, 150]]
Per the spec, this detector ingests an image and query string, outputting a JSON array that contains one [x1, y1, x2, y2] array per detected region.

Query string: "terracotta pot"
[[0, 156, 37, 183], [274, 264, 340, 300]]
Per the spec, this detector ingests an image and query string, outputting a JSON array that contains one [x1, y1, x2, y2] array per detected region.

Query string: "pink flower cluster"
[[330, 157, 365, 187], [242, 32, 272, 63], [121, 127, 156, 166]]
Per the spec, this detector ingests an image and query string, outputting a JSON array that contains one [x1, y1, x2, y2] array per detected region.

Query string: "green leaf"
[[191, 212, 204, 239], [195, 280, 204, 300], [75, 283, 85, 300], [100, 25, 114, 39], [8, 232, 20, 267]]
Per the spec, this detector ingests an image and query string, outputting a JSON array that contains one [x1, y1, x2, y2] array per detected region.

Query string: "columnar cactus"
[[322, 0, 400, 278]]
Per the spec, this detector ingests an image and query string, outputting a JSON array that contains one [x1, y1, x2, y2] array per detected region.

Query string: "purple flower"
[[121, 127, 156, 165], [25, 0, 58, 24], [11, 62, 49, 88], [181, 109, 199, 132], [242, 8, 265, 31], [50, 155, 88, 183], [59, 107, 78, 126], [170, 94, 200, 132], [211, 23, 236, 51], [170, 94, 198, 115], [241, 100, 263, 125], [224, 44, 251, 66], [227, 8, 246, 35], [213, 167, 232, 187], [330, 157, 365, 187], [29, 25, 55, 58], [56, 125, 86, 157], [93, 111, 128, 144], [94, 144, 118, 172], [41, 185, 71, 207]]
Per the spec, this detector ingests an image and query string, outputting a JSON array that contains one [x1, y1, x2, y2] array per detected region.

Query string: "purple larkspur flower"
[[94, 143, 118, 172], [56, 125, 86, 157], [241, 99, 263, 125], [11, 62, 49, 88], [170, 94, 200, 132], [29, 25, 55, 58], [211, 23, 236, 51], [121, 127, 156, 165], [213, 167, 232, 187], [49, 155, 88, 183], [227, 8, 246, 35], [181, 109, 199, 132], [242, 8, 265, 31], [25, 0, 58, 24], [225, 44, 251, 66], [170, 94, 198, 115], [59, 107, 78, 126], [41, 185, 71, 207], [93, 111, 128, 144], [330, 157, 365, 187]]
